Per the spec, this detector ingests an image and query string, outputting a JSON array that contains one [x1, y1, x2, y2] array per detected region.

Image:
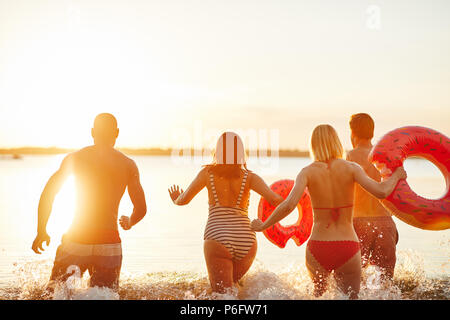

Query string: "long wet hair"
[[204, 132, 251, 179]]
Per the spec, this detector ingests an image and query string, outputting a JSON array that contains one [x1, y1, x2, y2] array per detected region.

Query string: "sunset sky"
[[0, 0, 449, 150]]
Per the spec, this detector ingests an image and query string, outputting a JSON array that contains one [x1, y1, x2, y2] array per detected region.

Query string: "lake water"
[[0, 155, 448, 300]]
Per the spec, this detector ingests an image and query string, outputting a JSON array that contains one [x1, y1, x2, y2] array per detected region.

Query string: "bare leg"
[[204, 240, 234, 293], [232, 241, 257, 284], [305, 247, 329, 297], [334, 250, 361, 299]]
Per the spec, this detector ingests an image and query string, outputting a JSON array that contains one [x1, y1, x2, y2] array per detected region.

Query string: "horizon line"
[[0, 146, 312, 157]]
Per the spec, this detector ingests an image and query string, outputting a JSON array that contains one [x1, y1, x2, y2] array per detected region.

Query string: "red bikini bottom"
[[307, 240, 360, 272]]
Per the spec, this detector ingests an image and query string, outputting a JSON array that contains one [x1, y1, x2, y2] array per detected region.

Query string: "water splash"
[[1, 249, 448, 300]]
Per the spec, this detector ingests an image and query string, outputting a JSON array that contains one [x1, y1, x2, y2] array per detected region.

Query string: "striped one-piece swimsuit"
[[204, 171, 257, 260]]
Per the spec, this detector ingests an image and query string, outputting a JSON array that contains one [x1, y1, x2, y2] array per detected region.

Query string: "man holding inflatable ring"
[[346, 113, 399, 280]]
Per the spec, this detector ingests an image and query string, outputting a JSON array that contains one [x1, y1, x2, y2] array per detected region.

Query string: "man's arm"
[[120, 160, 147, 230], [32, 154, 73, 254]]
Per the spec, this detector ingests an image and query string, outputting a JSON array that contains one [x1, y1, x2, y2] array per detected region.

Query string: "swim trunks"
[[50, 235, 122, 288], [353, 216, 398, 277]]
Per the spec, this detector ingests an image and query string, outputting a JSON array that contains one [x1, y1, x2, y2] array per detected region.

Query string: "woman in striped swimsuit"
[[169, 132, 283, 293]]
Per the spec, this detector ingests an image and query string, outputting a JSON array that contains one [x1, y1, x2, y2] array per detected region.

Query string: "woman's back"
[[206, 169, 250, 210], [169, 131, 272, 293], [305, 158, 358, 241]]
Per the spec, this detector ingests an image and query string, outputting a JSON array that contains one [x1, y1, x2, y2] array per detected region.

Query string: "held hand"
[[119, 215, 132, 230], [250, 219, 265, 232], [32, 232, 50, 254], [168, 185, 183, 203]]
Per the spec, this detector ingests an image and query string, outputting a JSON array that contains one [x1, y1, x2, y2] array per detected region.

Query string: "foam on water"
[[0, 249, 448, 300]]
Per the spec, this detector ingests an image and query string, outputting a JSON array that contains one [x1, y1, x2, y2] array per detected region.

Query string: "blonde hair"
[[310, 124, 345, 162]]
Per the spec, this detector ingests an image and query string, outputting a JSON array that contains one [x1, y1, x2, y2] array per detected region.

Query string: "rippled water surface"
[[0, 155, 448, 299]]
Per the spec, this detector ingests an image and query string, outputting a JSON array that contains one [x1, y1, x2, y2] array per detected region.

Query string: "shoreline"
[[0, 147, 310, 158], [0, 147, 432, 160]]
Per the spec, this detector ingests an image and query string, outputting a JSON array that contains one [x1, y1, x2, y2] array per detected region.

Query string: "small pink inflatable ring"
[[258, 179, 313, 248], [369, 126, 450, 230]]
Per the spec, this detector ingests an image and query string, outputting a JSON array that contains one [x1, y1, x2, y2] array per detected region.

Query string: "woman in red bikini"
[[251, 124, 406, 299]]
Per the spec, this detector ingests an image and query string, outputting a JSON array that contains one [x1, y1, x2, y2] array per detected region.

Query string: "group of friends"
[[31, 112, 406, 299]]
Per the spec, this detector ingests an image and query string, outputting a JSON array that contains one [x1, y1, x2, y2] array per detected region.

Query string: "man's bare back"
[[347, 146, 391, 218], [32, 113, 146, 252], [64, 145, 142, 242], [31, 113, 146, 289]]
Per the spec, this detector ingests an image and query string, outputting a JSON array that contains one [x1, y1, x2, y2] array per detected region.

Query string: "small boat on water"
[[12, 154, 23, 160]]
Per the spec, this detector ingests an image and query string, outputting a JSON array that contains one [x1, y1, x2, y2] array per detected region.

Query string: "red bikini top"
[[314, 205, 354, 223], [314, 159, 353, 227]]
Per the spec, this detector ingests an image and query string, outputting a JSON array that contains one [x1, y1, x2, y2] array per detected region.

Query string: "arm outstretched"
[[32, 154, 73, 254], [169, 168, 207, 206], [351, 163, 406, 199], [251, 169, 308, 231], [249, 173, 284, 207]]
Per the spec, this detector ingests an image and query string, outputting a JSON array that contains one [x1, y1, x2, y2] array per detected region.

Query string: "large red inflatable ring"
[[370, 126, 450, 230]]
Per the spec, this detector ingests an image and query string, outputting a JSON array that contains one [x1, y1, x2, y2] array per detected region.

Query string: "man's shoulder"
[[107, 149, 139, 178], [76, 146, 135, 165], [346, 148, 356, 159], [64, 148, 87, 162], [346, 148, 361, 159], [347, 148, 370, 165], [112, 148, 130, 158], [112, 149, 137, 167], [74, 145, 95, 156]]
